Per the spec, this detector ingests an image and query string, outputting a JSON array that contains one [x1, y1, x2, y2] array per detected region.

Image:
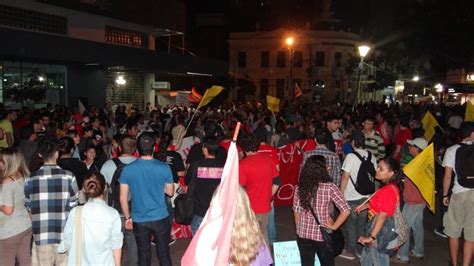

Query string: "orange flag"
[[294, 82, 302, 97]]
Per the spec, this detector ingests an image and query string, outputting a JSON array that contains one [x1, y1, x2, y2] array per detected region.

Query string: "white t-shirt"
[[341, 149, 377, 201], [442, 141, 474, 194], [447, 115, 463, 129]]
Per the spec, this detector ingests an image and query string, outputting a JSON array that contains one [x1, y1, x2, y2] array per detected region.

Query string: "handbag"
[[173, 175, 196, 225], [308, 205, 344, 257], [75, 206, 83, 266]]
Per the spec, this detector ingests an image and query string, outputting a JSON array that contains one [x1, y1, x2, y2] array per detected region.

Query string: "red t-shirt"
[[368, 184, 399, 219], [394, 128, 412, 161], [257, 143, 279, 169], [239, 153, 279, 214]]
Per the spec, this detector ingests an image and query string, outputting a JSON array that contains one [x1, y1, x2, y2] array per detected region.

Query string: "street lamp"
[[355, 45, 371, 103], [285, 36, 295, 99], [435, 83, 444, 103], [412, 75, 420, 82]]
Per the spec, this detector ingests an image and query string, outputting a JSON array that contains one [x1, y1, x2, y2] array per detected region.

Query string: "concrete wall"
[[67, 66, 107, 109]]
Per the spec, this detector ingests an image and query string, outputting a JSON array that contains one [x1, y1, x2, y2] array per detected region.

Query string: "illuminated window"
[[105, 26, 146, 48]]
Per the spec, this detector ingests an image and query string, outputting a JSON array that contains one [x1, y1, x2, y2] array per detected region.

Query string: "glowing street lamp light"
[[285, 36, 295, 99], [115, 75, 126, 85], [354, 45, 371, 103], [358, 45, 371, 59], [435, 83, 443, 93], [412, 75, 420, 82]]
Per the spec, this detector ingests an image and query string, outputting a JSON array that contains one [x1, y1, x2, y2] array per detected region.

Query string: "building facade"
[[229, 27, 372, 102], [0, 0, 226, 109]]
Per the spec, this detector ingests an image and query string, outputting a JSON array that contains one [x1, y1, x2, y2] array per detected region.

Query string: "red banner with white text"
[[274, 139, 316, 206]]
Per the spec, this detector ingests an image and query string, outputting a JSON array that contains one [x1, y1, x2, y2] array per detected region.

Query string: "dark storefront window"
[[277, 51, 286, 68], [293, 51, 303, 67], [238, 51, 247, 68], [261, 51, 270, 67], [0, 4, 67, 35], [276, 79, 285, 99], [0, 61, 65, 104], [315, 51, 325, 67], [260, 79, 269, 99]]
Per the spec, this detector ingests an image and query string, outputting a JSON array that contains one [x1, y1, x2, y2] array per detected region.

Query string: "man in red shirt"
[[392, 117, 412, 161], [239, 133, 280, 245]]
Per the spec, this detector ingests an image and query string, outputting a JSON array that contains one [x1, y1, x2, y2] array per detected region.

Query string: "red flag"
[[294, 82, 302, 97], [188, 87, 203, 103], [181, 141, 239, 265]]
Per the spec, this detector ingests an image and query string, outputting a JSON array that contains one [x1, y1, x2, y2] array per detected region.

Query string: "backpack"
[[174, 172, 196, 225], [108, 158, 126, 213], [455, 143, 474, 188], [349, 151, 376, 195]]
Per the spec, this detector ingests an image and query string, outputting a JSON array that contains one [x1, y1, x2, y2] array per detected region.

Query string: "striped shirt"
[[25, 164, 79, 245], [364, 130, 386, 160], [302, 146, 342, 186]]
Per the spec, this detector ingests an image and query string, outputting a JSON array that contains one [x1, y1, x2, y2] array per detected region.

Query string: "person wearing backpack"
[[340, 131, 377, 260], [99, 134, 138, 266], [442, 121, 474, 266]]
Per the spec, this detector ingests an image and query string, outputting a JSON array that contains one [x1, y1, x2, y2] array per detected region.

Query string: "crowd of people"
[[0, 99, 472, 266]]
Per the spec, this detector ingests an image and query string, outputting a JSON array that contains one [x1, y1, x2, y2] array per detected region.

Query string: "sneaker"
[[169, 239, 176, 246], [434, 228, 448, 238], [355, 252, 362, 259], [150, 240, 156, 246], [338, 249, 355, 260], [409, 250, 423, 259], [390, 256, 409, 264]]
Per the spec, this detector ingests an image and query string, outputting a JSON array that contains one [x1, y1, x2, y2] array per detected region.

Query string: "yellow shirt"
[[0, 119, 13, 148]]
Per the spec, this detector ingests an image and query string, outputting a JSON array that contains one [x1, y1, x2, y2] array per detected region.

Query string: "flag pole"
[[233, 122, 241, 142]]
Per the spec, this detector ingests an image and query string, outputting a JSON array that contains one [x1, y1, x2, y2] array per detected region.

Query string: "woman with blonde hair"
[[229, 186, 273, 266], [0, 148, 32, 266], [58, 172, 123, 265]]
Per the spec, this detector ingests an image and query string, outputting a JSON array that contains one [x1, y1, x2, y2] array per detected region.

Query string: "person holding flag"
[[393, 138, 429, 263]]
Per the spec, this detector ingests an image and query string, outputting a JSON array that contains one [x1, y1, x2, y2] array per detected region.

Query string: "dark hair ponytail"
[[379, 157, 404, 191], [83, 172, 107, 199]]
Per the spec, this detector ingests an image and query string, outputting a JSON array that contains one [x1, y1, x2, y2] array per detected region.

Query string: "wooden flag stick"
[[233, 122, 241, 142]]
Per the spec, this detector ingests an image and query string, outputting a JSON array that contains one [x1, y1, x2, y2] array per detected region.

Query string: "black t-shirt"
[[154, 150, 185, 183], [58, 158, 88, 188], [186, 158, 225, 217], [185, 143, 227, 166]]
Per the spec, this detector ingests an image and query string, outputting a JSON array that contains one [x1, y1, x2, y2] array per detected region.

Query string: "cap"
[[351, 131, 366, 144], [407, 138, 428, 150]]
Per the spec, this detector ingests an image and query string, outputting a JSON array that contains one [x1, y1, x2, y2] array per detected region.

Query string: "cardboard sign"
[[273, 240, 320, 266]]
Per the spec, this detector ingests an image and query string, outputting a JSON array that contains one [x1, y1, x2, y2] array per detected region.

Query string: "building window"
[[0, 4, 67, 35], [261, 51, 270, 67], [277, 51, 286, 68], [238, 52, 247, 68], [315, 51, 325, 67], [335, 52, 342, 67], [260, 79, 269, 98], [293, 51, 303, 67], [105, 26, 146, 48], [276, 79, 285, 99]]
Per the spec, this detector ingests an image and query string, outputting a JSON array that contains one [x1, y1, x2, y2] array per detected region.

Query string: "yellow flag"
[[403, 143, 436, 213], [197, 85, 224, 109], [466, 100, 474, 122], [266, 95, 280, 113], [421, 111, 439, 141]]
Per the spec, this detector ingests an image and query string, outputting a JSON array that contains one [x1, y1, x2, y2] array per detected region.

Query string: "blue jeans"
[[343, 198, 368, 254], [191, 215, 204, 236], [397, 203, 425, 260], [360, 245, 389, 266], [121, 217, 138, 266], [134, 217, 172, 266], [268, 202, 276, 244]]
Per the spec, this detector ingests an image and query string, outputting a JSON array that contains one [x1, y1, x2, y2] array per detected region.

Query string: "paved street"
[[124, 205, 452, 265]]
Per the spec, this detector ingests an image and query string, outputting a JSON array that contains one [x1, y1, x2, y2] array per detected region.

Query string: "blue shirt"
[[119, 158, 173, 222]]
